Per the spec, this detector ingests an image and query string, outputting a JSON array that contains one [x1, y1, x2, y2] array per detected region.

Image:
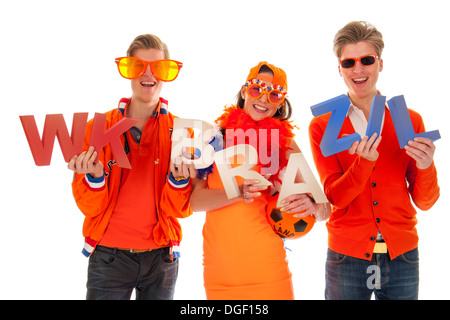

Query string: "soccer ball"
[[266, 194, 315, 239]]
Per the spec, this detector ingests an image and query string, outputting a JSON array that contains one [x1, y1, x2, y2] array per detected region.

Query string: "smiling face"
[[339, 41, 383, 104], [130, 48, 164, 107], [240, 72, 283, 121]]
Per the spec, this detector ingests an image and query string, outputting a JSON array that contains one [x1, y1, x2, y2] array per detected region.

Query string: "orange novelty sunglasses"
[[245, 79, 287, 105], [115, 57, 183, 82]]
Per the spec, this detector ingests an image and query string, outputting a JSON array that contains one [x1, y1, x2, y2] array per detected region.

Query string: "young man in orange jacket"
[[309, 21, 440, 300], [68, 34, 195, 300]]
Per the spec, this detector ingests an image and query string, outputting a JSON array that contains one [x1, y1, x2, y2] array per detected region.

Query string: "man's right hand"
[[348, 133, 382, 161], [68, 146, 104, 178]]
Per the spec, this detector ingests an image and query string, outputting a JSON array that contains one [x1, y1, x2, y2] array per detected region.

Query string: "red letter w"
[[20, 113, 88, 166]]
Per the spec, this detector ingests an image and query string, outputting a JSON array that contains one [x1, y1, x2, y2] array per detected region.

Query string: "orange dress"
[[202, 164, 294, 300]]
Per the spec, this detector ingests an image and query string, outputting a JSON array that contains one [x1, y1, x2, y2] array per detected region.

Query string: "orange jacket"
[[309, 107, 439, 260], [72, 98, 193, 257]]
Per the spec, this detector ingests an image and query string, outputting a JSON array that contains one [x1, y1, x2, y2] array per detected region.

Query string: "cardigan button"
[[371, 182, 377, 187], [373, 201, 378, 206], [365, 253, 371, 258], [370, 236, 376, 241], [376, 218, 380, 223]]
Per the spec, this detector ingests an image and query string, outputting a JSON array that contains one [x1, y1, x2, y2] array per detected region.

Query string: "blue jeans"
[[325, 247, 419, 300], [86, 246, 179, 300]]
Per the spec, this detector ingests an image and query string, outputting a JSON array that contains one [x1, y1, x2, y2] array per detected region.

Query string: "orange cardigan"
[[72, 98, 192, 257], [309, 107, 439, 260]]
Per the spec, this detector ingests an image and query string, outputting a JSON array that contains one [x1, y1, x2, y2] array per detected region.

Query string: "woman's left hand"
[[280, 194, 331, 221], [280, 194, 317, 217]]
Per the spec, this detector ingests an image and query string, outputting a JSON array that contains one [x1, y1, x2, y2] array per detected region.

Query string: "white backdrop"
[[1, 0, 448, 299]]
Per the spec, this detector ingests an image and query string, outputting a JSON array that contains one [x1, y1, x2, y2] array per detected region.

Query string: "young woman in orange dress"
[[190, 61, 330, 300]]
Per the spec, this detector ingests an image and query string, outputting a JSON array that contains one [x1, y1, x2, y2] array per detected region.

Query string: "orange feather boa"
[[214, 105, 295, 184]]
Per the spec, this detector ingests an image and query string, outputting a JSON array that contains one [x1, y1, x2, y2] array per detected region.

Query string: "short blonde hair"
[[333, 21, 384, 59], [126, 34, 170, 59]]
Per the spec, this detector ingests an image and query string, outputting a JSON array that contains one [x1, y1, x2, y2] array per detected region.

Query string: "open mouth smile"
[[253, 104, 269, 112], [352, 77, 368, 85], [140, 81, 156, 87]]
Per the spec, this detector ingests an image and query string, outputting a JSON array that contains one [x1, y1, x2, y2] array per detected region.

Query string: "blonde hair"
[[333, 21, 384, 59], [126, 34, 170, 59]]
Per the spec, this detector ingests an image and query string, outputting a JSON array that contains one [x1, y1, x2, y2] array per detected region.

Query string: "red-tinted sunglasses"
[[340, 55, 378, 69]]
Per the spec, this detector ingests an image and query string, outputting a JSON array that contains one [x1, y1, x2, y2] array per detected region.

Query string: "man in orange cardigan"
[[68, 34, 195, 300], [309, 21, 440, 300]]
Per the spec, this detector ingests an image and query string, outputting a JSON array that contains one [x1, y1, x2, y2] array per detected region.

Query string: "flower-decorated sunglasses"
[[245, 79, 287, 105]]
